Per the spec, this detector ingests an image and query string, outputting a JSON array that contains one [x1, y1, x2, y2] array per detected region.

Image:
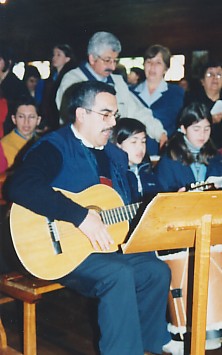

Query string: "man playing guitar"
[[5, 81, 174, 355]]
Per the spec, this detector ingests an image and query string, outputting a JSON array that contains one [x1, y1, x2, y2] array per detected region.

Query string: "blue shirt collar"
[[14, 128, 31, 140], [136, 79, 168, 106]]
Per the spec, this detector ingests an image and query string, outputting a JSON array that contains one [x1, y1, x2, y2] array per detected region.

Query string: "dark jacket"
[[41, 61, 76, 130], [127, 161, 161, 202], [156, 153, 222, 192]]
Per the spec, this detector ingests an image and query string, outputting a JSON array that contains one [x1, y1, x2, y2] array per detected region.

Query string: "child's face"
[[12, 105, 41, 139], [181, 118, 211, 148], [118, 131, 146, 166]]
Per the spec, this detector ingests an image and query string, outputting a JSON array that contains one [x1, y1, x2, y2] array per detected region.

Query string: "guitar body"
[[10, 185, 129, 280]]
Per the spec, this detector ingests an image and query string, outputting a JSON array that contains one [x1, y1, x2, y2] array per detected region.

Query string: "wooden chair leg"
[[0, 318, 7, 349], [23, 302, 36, 355]]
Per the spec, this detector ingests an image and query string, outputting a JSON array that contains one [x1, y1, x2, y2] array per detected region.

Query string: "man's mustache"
[[102, 127, 114, 133], [104, 69, 113, 73]]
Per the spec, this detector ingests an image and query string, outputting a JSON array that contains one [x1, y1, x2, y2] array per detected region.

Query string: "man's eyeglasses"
[[97, 55, 119, 65], [205, 72, 222, 79], [85, 108, 121, 121]]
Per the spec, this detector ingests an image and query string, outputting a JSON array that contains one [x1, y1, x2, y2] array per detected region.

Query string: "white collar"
[[71, 124, 104, 150]]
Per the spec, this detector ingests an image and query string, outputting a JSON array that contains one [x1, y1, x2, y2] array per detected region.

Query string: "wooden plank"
[[123, 191, 222, 253], [0, 296, 14, 305], [0, 319, 7, 349], [191, 215, 211, 355], [0, 347, 22, 355], [0, 273, 64, 303]]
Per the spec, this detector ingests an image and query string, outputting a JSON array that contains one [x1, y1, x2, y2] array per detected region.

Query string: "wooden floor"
[[1, 288, 222, 355]]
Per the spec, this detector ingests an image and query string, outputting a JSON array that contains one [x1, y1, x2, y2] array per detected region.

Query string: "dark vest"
[[38, 125, 132, 205]]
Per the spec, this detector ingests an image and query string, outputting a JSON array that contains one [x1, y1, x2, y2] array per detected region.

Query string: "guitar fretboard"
[[186, 181, 215, 192], [100, 202, 141, 225]]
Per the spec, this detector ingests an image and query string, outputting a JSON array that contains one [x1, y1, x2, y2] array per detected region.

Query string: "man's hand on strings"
[[78, 209, 114, 251]]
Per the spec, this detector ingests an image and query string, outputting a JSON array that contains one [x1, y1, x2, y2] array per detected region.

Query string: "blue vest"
[[38, 125, 132, 205]]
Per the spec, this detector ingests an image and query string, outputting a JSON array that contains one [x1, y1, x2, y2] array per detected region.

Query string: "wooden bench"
[[0, 272, 64, 355], [0, 322, 22, 354], [0, 318, 22, 355]]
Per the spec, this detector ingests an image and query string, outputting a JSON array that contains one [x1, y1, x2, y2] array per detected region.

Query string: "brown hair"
[[144, 44, 171, 69]]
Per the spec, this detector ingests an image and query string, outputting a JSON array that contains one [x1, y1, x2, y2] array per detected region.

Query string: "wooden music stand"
[[122, 190, 222, 355]]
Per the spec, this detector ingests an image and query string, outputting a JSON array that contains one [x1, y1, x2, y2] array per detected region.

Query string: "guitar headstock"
[[185, 181, 216, 192]]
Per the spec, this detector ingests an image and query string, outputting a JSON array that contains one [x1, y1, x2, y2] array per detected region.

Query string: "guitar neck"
[[100, 202, 141, 225], [186, 181, 216, 192]]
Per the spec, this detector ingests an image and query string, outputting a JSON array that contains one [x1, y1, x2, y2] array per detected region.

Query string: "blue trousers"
[[60, 251, 171, 355]]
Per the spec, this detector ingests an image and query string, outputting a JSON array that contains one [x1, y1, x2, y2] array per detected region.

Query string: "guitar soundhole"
[[86, 205, 102, 214]]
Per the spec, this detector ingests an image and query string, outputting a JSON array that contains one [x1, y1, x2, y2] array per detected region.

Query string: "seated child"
[[0, 96, 41, 172], [112, 117, 161, 202]]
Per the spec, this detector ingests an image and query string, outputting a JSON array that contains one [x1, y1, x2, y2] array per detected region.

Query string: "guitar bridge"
[[47, 218, 62, 254]]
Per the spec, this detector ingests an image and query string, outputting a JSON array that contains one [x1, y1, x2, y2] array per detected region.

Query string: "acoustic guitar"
[[10, 184, 141, 280]]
